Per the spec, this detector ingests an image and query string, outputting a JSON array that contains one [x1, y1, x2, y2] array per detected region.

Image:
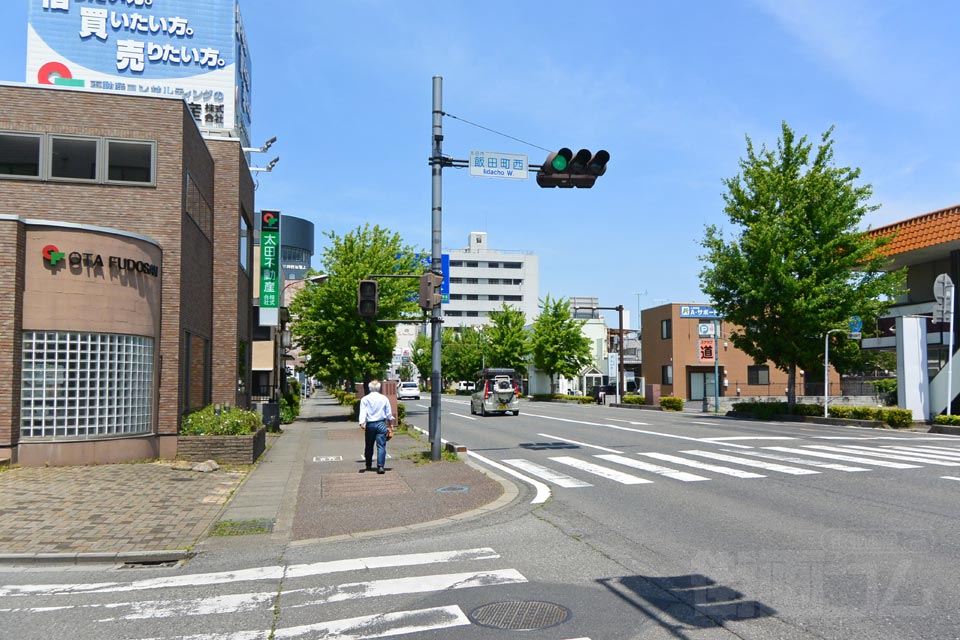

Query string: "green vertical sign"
[[259, 210, 280, 318]]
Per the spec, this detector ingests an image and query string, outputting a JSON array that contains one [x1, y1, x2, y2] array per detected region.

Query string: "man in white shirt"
[[358, 380, 396, 474]]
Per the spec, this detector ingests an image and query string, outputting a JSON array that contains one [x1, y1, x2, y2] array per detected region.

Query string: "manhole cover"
[[469, 600, 571, 630], [437, 486, 469, 492]]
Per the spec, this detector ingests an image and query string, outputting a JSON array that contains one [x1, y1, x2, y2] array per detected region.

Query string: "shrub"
[[935, 414, 960, 426], [280, 397, 297, 424], [660, 396, 684, 411], [180, 404, 262, 436], [884, 409, 914, 428], [531, 394, 554, 401], [397, 402, 407, 424], [621, 396, 646, 405], [873, 378, 898, 406]]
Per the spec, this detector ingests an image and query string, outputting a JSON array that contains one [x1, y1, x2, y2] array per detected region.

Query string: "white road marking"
[[537, 433, 623, 454], [0, 548, 501, 598], [942, 476, 960, 482], [468, 451, 551, 504], [524, 413, 752, 447], [897, 445, 960, 455], [450, 413, 477, 421], [702, 436, 796, 441], [143, 605, 472, 640], [765, 447, 920, 469], [607, 418, 651, 426], [875, 446, 960, 461], [803, 445, 960, 466], [811, 436, 960, 441], [680, 450, 820, 475], [720, 449, 869, 472], [634, 452, 765, 478], [549, 456, 653, 484], [502, 459, 593, 488], [595, 454, 709, 482]]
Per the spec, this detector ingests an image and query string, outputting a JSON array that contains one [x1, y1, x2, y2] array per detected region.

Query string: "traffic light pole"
[[429, 76, 444, 462]]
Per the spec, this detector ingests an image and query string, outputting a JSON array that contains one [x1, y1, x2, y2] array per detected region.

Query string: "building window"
[[185, 173, 213, 238], [504, 262, 522, 269], [488, 262, 500, 268], [466, 261, 478, 267], [466, 311, 479, 317], [488, 295, 500, 301], [50, 135, 98, 181], [467, 294, 479, 300], [748, 365, 770, 385], [513, 279, 523, 285], [504, 295, 522, 302], [488, 278, 500, 285], [449, 294, 463, 300], [466, 278, 479, 284], [661, 319, 672, 339], [662, 365, 673, 385], [450, 260, 463, 267], [106, 139, 155, 184], [450, 277, 462, 284], [447, 310, 463, 317], [0, 132, 42, 178], [239, 212, 251, 273], [20, 332, 154, 439]]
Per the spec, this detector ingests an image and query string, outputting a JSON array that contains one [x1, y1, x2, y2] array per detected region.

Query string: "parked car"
[[470, 368, 520, 416], [455, 380, 476, 393], [397, 381, 420, 400]]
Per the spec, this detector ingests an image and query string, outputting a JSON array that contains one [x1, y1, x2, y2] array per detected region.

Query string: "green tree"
[[485, 304, 531, 371], [531, 295, 593, 393], [290, 224, 423, 386], [410, 332, 432, 387], [441, 327, 484, 384], [397, 364, 414, 382], [700, 122, 905, 410]]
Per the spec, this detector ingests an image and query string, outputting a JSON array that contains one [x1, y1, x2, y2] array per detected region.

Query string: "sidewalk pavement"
[[0, 394, 514, 566]]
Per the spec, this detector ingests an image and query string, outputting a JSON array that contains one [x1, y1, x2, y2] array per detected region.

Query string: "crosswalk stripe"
[[503, 459, 594, 487], [594, 454, 710, 482], [892, 445, 960, 457], [680, 450, 820, 475], [876, 446, 960, 461], [633, 452, 765, 478], [804, 445, 960, 466], [0, 548, 501, 598], [720, 449, 869, 472], [143, 605, 473, 640], [765, 447, 920, 469], [549, 456, 653, 484]]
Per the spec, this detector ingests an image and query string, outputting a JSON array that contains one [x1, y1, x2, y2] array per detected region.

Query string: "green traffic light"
[[551, 155, 568, 172]]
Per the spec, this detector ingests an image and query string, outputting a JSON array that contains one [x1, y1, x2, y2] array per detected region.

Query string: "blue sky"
[[5, 1, 960, 329]]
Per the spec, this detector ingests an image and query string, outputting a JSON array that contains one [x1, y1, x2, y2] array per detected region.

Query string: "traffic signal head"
[[357, 280, 378, 317], [536, 148, 610, 188], [418, 272, 443, 311]]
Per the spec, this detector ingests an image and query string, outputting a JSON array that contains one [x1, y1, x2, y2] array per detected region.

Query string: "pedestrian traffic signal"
[[418, 272, 443, 311], [357, 280, 378, 317], [536, 148, 610, 188]]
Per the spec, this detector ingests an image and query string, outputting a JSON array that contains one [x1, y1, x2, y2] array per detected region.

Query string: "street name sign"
[[469, 151, 528, 180]]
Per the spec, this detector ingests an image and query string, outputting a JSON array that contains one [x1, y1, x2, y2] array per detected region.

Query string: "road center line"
[[537, 433, 623, 454], [450, 413, 476, 421]]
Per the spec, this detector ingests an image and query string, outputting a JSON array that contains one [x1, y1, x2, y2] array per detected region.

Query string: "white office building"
[[444, 232, 539, 328]]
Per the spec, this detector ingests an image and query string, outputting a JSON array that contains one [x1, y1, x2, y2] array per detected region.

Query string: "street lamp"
[[281, 273, 329, 306], [823, 328, 845, 417]]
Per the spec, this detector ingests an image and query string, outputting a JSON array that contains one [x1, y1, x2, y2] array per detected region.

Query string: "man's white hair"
[[368, 380, 381, 393]]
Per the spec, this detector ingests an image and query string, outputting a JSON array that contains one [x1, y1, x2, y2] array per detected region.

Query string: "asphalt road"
[[2, 397, 959, 640]]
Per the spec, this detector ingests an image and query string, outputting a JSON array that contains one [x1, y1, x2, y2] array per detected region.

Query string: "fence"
[[726, 378, 886, 400]]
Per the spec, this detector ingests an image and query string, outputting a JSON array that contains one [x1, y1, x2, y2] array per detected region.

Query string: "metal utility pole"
[[428, 76, 443, 462], [823, 329, 844, 417]]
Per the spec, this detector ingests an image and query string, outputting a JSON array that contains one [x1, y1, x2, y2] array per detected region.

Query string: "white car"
[[397, 381, 420, 400]]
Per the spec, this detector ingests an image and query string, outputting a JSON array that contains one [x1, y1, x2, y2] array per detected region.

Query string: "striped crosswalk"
[[0, 547, 591, 640], [496, 443, 960, 492]]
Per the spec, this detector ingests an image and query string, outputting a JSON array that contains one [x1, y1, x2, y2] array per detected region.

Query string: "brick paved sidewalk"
[[0, 462, 244, 557]]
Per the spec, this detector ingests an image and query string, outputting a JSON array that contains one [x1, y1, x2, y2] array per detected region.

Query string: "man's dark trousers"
[[364, 420, 389, 470]]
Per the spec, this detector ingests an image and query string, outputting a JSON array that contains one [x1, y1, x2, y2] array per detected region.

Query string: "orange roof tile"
[[868, 203, 960, 256]]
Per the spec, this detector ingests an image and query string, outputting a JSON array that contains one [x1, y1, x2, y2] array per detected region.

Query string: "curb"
[[0, 550, 195, 567]]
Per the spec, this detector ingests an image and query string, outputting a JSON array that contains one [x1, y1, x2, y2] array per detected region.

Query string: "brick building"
[[0, 83, 254, 466]]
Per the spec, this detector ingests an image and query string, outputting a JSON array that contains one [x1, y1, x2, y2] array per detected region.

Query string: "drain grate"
[[469, 600, 571, 630], [436, 486, 469, 493]]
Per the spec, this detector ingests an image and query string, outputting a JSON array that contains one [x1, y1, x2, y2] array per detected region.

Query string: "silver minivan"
[[470, 368, 520, 416]]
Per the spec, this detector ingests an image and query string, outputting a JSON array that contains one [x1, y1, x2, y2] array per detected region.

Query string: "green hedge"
[[180, 404, 262, 436], [731, 401, 915, 428], [660, 396, 684, 411], [935, 414, 960, 426], [621, 396, 646, 405]]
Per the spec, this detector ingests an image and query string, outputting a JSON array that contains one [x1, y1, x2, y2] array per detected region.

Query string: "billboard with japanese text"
[[26, 0, 252, 146]]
